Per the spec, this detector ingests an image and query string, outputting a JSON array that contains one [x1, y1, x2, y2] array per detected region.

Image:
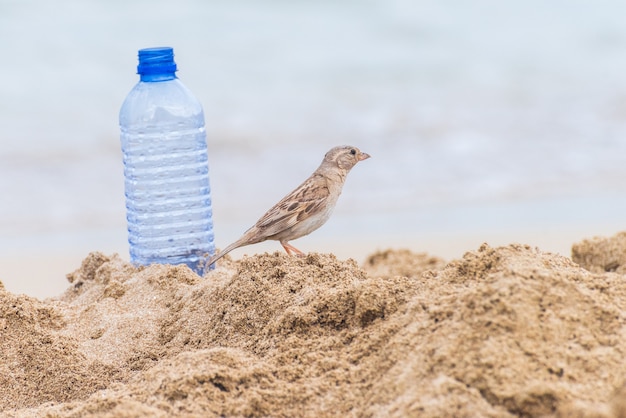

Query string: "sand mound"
[[1, 236, 626, 417], [0, 282, 114, 410], [572, 231, 626, 274]]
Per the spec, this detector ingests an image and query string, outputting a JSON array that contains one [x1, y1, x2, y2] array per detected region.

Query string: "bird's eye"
[[350, 149, 356, 155]]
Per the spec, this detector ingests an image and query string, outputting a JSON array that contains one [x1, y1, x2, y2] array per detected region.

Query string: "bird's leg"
[[281, 241, 305, 256]]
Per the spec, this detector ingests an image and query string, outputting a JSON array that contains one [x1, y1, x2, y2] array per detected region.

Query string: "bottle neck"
[[140, 72, 177, 82]]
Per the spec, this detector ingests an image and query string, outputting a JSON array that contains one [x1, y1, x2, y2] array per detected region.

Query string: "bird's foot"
[[281, 241, 305, 256]]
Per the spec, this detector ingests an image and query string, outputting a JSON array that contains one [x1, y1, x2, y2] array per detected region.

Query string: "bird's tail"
[[207, 236, 251, 267]]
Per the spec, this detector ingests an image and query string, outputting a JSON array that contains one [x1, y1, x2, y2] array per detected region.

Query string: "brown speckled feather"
[[254, 174, 330, 236]]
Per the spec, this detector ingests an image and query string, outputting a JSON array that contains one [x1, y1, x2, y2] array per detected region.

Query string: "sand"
[[1, 233, 626, 417]]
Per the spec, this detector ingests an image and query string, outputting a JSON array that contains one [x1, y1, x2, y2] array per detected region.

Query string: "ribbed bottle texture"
[[119, 47, 215, 274]]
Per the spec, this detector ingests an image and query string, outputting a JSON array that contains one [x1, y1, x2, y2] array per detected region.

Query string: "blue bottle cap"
[[137, 47, 177, 81]]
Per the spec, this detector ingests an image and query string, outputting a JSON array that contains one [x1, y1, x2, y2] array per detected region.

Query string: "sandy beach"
[[2, 2, 626, 416], [1, 231, 625, 417]]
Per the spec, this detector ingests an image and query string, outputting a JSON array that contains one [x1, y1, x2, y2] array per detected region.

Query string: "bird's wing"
[[253, 174, 330, 237]]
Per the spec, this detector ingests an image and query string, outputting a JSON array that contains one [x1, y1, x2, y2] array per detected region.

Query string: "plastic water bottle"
[[119, 47, 215, 275]]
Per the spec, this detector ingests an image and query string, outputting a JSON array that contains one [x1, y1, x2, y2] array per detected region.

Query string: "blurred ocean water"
[[1, 0, 626, 296]]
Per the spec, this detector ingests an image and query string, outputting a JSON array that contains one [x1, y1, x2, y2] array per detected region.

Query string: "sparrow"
[[208, 145, 371, 266]]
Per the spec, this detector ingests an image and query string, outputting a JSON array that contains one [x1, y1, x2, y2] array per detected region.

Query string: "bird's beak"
[[358, 152, 371, 161]]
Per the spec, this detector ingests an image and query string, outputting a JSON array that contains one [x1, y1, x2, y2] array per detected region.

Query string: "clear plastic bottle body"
[[119, 62, 215, 274]]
